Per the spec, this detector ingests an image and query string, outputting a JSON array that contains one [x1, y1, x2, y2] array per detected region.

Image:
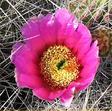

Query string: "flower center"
[[40, 45, 80, 90]]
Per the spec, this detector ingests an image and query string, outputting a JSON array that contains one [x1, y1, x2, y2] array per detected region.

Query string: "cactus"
[[68, 0, 108, 26], [92, 26, 112, 56]]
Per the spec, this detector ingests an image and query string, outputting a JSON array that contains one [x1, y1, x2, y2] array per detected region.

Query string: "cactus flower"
[[11, 8, 100, 107]]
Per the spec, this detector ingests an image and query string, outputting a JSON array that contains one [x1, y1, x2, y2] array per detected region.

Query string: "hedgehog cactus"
[[68, 0, 108, 26], [92, 26, 112, 56]]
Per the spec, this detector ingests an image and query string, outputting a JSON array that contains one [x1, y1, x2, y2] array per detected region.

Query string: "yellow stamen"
[[40, 45, 80, 90]]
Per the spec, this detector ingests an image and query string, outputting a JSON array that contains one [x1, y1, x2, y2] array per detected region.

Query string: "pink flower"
[[11, 8, 100, 107]]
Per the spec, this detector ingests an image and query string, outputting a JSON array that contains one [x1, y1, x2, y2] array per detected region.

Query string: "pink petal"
[[33, 87, 52, 101], [55, 8, 78, 44], [33, 87, 65, 101], [79, 60, 99, 79], [79, 40, 100, 78], [64, 23, 91, 57], [15, 68, 42, 89], [21, 17, 46, 55], [48, 89, 66, 100], [81, 41, 99, 65], [73, 23, 92, 59], [60, 87, 75, 108], [68, 77, 93, 92], [11, 44, 38, 74], [68, 41, 100, 92], [25, 37, 46, 57], [11, 43, 44, 89], [39, 14, 57, 45], [21, 16, 40, 39], [21, 15, 58, 54], [64, 31, 80, 50]]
